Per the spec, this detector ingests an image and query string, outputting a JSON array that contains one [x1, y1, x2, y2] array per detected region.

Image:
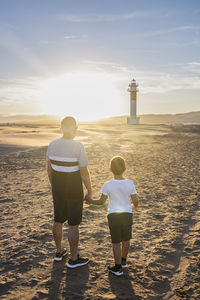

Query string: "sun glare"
[[37, 71, 123, 121]]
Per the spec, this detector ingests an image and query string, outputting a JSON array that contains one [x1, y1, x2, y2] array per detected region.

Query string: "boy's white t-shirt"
[[102, 179, 137, 215]]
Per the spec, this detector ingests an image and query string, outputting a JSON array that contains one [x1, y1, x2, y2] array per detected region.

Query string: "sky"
[[0, 0, 200, 121]]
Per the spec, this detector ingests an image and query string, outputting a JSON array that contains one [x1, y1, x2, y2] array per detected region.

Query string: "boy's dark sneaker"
[[121, 258, 127, 268], [54, 248, 67, 261], [67, 256, 89, 268], [108, 265, 123, 276]]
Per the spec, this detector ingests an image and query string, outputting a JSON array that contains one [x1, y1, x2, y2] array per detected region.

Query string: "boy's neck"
[[113, 174, 124, 180], [62, 128, 77, 140]]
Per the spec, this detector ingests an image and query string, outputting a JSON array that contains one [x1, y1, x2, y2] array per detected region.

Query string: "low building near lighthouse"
[[127, 78, 140, 124]]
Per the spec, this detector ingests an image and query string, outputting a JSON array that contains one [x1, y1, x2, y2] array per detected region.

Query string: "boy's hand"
[[131, 194, 138, 210], [132, 204, 136, 211]]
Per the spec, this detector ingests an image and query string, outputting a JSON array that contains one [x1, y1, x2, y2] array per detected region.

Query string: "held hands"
[[84, 193, 107, 206], [84, 192, 93, 204]]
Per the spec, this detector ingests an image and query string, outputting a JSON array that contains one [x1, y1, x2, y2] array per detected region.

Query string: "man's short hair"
[[110, 156, 126, 175], [61, 116, 77, 133]]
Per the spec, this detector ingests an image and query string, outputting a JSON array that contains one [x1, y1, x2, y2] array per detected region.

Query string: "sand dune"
[[98, 111, 200, 125], [0, 111, 200, 126], [0, 122, 200, 299]]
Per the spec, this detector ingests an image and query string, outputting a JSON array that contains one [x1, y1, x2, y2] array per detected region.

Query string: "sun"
[[37, 71, 123, 121]]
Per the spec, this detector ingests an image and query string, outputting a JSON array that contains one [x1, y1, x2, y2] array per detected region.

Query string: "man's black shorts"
[[51, 170, 83, 225], [107, 213, 133, 243]]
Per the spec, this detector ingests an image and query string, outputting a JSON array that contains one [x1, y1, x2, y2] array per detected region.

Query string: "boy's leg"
[[121, 214, 132, 265], [53, 221, 63, 253], [112, 242, 121, 265], [68, 225, 79, 260], [122, 240, 130, 259]]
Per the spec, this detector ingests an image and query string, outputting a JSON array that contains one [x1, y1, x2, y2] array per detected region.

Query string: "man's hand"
[[84, 193, 93, 204]]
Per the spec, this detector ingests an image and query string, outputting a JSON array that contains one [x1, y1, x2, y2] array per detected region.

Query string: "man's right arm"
[[80, 166, 93, 199]]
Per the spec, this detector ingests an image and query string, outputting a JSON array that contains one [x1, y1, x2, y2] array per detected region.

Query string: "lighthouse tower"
[[127, 78, 140, 124]]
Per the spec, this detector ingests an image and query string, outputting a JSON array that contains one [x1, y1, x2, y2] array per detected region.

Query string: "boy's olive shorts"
[[107, 212, 133, 243]]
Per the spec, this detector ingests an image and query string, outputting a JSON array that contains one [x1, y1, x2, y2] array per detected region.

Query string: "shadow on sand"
[[47, 259, 66, 299], [48, 259, 89, 299], [108, 269, 140, 300]]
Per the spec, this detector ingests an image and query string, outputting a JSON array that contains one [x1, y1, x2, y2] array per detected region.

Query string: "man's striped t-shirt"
[[46, 138, 88, 173]]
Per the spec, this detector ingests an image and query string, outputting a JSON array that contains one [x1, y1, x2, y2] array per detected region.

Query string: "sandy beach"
[[0, 121, 200, 300]]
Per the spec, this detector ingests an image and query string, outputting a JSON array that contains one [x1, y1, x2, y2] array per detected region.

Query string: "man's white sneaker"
[[54, 248, 67, 261], [67, 256, 89, 268], [108, 265, 123, 276]]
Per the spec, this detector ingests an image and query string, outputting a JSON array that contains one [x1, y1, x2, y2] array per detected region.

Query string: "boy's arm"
[[80, 166, 93, 199], [131, 194, 139, 210], [87, 193, 107, 205], [47, 161, 52, 185]]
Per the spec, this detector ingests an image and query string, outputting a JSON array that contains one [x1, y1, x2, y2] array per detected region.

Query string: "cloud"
[[188, 62, 200, 66], [0, 77, 41, 108], [166, 61, 200, 75], [185, 62, 200, 74], [0, 22, 17, 31], [64, 34, 87, 39], [193, 9, 200, 15], [137, 72, 200, 93], [1, 60, 200, 115], [84, 60, 200, 94], [136, 25, 200, 37], [40, 40, 56, 45], [85, 60, 130, 74], [58, 11, 165, 23], [173, 40, 200, 47], [0, 27, 49, 76], [40, 34, 87, 45], [64, 35, 79, 39]]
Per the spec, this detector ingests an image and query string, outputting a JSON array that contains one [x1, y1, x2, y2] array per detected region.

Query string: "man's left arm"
[[47, 161, 52, 186], [80, 166, 93, 199]]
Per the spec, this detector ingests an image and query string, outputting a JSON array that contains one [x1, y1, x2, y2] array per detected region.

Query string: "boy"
[[47, 116, 93, 268], [86, 156, 138, 276]]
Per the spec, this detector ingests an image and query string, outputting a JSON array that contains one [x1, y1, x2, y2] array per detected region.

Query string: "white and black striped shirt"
[[46, 138, 88, 173]]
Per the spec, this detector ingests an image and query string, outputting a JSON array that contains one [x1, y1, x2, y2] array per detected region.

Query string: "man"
[[47, 116, 92, 268]]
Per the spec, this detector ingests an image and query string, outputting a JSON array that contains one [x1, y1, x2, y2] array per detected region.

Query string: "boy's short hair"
[[61, 116, 77, 133], [110, 156, 126, 175]]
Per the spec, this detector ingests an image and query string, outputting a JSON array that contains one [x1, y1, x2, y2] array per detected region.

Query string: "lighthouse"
[[127, 78, 140, 124]]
